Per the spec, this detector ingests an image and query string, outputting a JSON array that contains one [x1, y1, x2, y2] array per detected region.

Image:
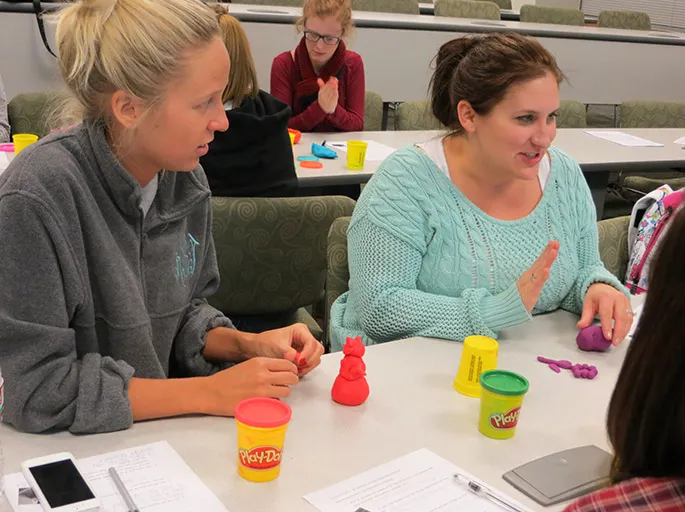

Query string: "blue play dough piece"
[[311, 143, 338, 159], [297, 155, 320, 162]]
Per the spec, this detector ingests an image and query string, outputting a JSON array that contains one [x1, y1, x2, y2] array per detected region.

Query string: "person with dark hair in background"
[[328, 33, 629, 352], [564, 206, 685, 510], [201, 7, 298, 197], [0, 73, 9, 143]]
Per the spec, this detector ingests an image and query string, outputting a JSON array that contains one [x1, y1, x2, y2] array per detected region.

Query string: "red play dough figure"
[[331, 337, 370, 406]]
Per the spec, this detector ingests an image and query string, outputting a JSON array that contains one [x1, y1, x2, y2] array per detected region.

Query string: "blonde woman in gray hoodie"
[[0, 0, 324, 434]]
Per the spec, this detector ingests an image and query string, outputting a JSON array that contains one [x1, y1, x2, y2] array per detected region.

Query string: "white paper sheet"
[[0, 152, 10, 174], [4, 441, 228, 512], [584, 131, 663, 147], [327, 141, 397, 161], [303, 448, 528, 512], [674, 136, 685, 145]]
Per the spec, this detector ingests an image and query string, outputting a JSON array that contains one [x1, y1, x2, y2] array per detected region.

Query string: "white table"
[[0, 307, 636, 512], [1, 3, 685, 105], [294, 128, 685, 218]]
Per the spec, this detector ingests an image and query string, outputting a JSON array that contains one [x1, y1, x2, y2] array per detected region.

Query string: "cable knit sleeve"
[[344, 216, 530, 347], [557, 150, 628, 314]]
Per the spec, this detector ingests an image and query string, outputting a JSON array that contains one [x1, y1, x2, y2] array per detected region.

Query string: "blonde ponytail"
[[53, 0, 219, 124]]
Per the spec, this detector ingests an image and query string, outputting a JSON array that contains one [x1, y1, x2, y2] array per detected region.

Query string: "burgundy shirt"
[[270, 50, 365, 133], [564, 477, 685, 512]]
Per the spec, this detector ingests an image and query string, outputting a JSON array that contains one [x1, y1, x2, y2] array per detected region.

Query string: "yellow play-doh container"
[[235, 397, 292, 482], [12, 133, 38, 154], [453, 335, 498, 397], [289, 131, 296, 145], [346, 140, 368, 170], [478, 370, 529, 440]]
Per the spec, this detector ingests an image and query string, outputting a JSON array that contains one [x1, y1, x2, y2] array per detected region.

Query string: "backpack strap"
[[33, 0, 57, 58], [627, 185, 672, 252]]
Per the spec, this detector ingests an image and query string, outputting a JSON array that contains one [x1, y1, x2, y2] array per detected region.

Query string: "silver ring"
[[626, 309, 633, 315]]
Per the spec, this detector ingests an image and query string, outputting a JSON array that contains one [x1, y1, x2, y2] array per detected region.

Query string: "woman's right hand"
[[202, 357, 299, 416], [317, 77, 339, 114], [517, 241, 560, 313]]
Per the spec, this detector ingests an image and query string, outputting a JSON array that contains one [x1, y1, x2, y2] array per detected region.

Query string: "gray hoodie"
[[0, 120, 234, 434]]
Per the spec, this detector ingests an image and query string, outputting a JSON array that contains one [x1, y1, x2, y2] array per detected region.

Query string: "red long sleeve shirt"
[[270, 50, 365, 133]]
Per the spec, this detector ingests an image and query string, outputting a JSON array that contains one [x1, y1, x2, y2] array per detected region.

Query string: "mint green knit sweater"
[[329, 145, 625, 352]]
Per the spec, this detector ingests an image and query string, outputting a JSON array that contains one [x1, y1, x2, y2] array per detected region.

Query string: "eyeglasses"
[[304, 30, 342, 46]]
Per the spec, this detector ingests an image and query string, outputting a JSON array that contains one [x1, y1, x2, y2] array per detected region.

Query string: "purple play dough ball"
[[576, 325, 612, 352]]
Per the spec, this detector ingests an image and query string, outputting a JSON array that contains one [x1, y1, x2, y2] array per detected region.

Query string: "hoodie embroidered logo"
[[175, 233, 200, 284]]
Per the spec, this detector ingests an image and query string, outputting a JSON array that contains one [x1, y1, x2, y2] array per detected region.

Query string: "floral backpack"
[[625, 184, 685, 294]]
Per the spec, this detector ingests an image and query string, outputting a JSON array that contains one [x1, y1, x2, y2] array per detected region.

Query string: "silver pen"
[[108, 467, 140, 512], [453, 472, 522, 512]]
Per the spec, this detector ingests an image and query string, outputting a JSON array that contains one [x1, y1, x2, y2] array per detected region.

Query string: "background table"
[[295, 128, 685, 218], [1, 2, 685, 105], [1, 305, 638, 512]]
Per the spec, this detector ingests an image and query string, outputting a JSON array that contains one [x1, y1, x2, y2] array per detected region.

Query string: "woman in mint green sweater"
[[329, 33, 631, 352]]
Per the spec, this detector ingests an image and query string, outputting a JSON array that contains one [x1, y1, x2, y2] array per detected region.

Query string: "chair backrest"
[[396, 100, 443, 131], [210, 196, 356, 316], [352, 0, 419, 14], [434, 0, 501, 20], [364, 91, 383, 131], [8, 92, 60, 138], [473, 0, 511, 10], [598, 10, 651, 30], [519, 5, 584, 26], [557, 100, 587, 128], [597, 216, 630, 281], [620, 101, 685, 128], [238, 0, 302, 5], [325, 216, 351, 349]]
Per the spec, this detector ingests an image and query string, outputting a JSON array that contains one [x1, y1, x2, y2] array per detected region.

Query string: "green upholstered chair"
[[352, 0, 419, 14], [364, 91, 383, 131], [620, 101, 685, 129], [325, 216, 351, 350], [434, 0, 501, 20], [396, 100, 443, 131], [238, 0, 302, 5], [474, 0, 511, 10], [597, 216, 630, 281], [7, 92, 60, 138], [519, 5, 584, 26], [557, 100, 587, 128], [210, 196, 356, 340], [597, 10, 651, 30], [619, 101, 685, 193]]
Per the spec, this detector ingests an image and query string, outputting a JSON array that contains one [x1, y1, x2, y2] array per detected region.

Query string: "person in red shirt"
[[270, 0, 365, 132], [564, 207, 685, 511]]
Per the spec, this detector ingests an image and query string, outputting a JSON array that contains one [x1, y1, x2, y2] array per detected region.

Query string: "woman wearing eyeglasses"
[[270, 0, 365, 133]]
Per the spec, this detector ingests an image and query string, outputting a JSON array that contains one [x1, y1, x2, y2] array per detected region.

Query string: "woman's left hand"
[[577, 283, 633, 345], [248, 324, 324, 376]]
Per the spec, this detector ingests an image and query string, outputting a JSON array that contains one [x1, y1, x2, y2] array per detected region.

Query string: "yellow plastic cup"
[[346, 140, 368, 170], [235, 397, 292, 482], [12, 133, 39, 154], [478, 370, 529, 440], [453, 335, 498, 397], [289, 132, 296, 145]]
